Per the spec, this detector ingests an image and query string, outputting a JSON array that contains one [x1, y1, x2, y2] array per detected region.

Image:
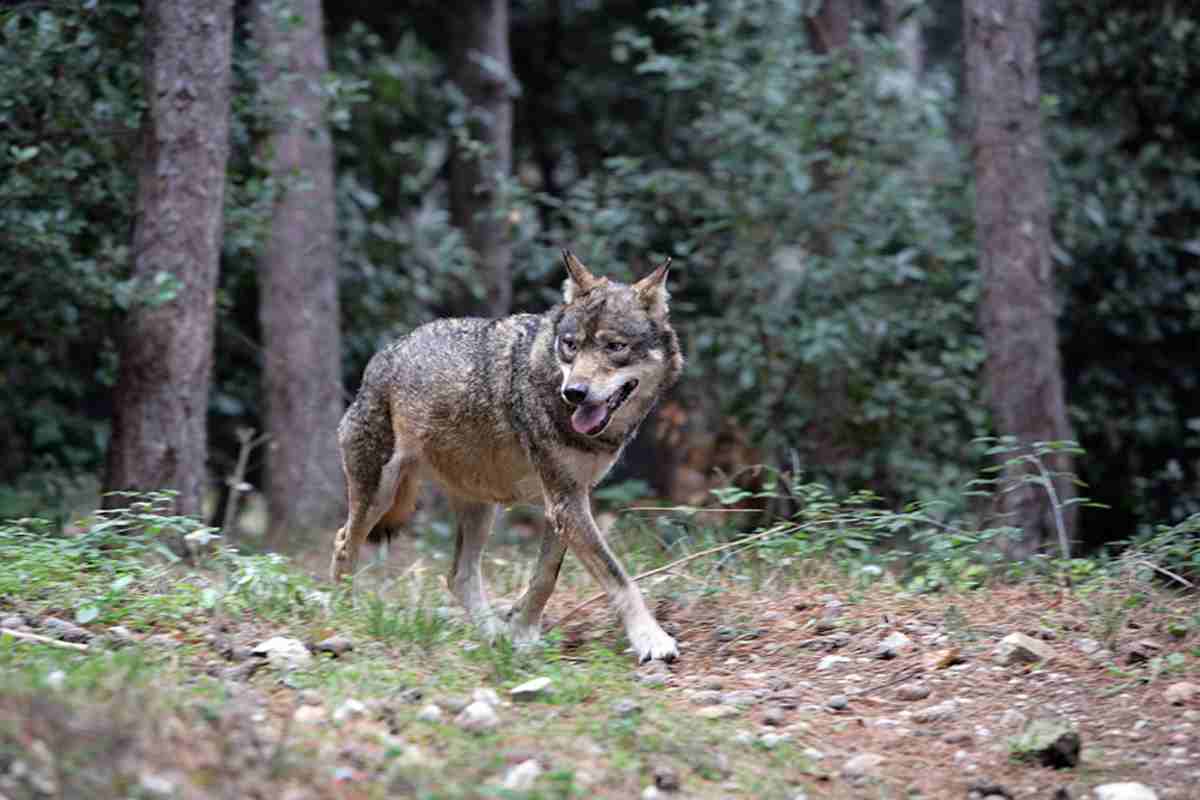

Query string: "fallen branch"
[[1134, 559, 1195, 589], [546, 523, 792, 632], [1, 627, 90, 652]]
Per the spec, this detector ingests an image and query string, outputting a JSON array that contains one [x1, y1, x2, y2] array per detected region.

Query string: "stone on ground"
[[1092, 783, 1159, 800], [455, 700, 500, 733], [251, 636, 313, 671], [510, 676, 552, 702], [995, 632, 1055, 665]]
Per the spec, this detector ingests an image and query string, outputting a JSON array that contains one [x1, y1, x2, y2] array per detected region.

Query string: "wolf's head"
[[552, 250, 684, 440]]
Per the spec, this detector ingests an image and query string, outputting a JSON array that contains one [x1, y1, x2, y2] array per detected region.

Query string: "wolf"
[[330, 250, 684, 662]]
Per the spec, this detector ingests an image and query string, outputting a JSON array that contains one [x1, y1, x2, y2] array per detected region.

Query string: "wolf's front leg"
[[545, 494, 677, 663]]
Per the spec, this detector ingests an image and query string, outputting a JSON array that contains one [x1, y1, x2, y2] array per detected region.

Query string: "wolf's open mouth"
[[570, 379, 639, 437]]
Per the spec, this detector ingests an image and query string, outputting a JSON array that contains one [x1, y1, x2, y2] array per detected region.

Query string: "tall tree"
[[254, 0, 344, 547], [448, 0, 514, 317], [964, 0, 1076, 555], [104, 0, 234, 517]]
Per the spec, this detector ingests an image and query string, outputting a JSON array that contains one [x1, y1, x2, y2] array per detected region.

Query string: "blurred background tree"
[[0, 0, 1196, 553]]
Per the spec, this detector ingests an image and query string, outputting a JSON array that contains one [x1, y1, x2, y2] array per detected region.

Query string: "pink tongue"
[[571, 403, 608, 434]]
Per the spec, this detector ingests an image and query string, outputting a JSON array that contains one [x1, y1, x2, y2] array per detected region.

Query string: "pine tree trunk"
[[964, 0, 1077, 556], [449, 0, 514, 317], [254, 0, 345, 548], [104, 0, 234, 518]]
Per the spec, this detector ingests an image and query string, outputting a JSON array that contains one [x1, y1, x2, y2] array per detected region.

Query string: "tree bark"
[[964, 0, 1076, 556], [104, 0, 233, 517], [448, 0, 514, 317], [254, 0, 345, 548]]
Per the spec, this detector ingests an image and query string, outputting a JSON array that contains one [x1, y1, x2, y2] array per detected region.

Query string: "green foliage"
[[509, 1, 984, 505], [1124, 513, 1200, 584], [1044, 1, 1200, 536], [0, 1, 143, 481]]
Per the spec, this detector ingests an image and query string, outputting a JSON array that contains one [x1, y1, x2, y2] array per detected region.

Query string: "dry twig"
[[1, 627, 90, 652]]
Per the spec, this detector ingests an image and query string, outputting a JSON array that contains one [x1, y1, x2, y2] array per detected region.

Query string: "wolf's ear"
[[562, 249, 600, 303], [633, 256, 672, 318]]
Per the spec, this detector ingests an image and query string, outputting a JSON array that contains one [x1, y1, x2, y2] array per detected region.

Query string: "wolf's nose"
[[562, 384, 589, 406]]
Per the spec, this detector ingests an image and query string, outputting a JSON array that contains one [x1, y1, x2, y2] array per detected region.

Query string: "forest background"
[[2, 0, 1197, 562]]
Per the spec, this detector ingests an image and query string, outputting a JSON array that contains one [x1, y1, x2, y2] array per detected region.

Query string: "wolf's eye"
[[604, 341, 628, 354], [559, 334, 577, 357]]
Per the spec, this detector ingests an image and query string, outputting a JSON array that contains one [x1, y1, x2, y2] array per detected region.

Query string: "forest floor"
[[1, 525, 1197, 800]]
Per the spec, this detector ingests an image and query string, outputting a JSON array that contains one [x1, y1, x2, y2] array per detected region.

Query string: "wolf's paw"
[[629, 621, 678, 664]]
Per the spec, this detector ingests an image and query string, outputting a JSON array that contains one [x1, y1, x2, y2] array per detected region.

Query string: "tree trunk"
[[449, 0, 514, 317], [253, 0, 345, 548], [103, 0, 233, 518], [964, 0, 1076, 556]]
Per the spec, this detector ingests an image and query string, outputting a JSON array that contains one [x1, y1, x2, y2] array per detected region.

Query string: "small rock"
[[699, 675, 725, 690], [966, 780, 1013, 800], [333, 698, 368, 723], [759, 732, 789, 749], [1, 614, 26, 628], [611, 698, 642, 717], [841, 752, 885, 779], [642, 787, 663, 800], [510, 676, 552, 702], [827, 694, 849, 710], [397, 687, 425, 704], [695, 705, 739, 719], [639, 673, 668, 687], [298, 689, 323, 706], [762, 707, 786, 727], [100, 625, 137, 649], [293, 705, 327, 725], [455, 701, 500, 733], [416, 704, 443, 722], [943, 730, 974, 745], [138, 772, 176, 798], [45, 669, 66, 690], [816, 655, 851, 671], [1073, 638, 1102, 655], [1009, 718, 1080, 768], [875, 631, 914, 659], [995, 632, 1055, 665], [766, 675, 792, 691], [690, 690, 723, 706], [827, 632, 852, 649], [913, 700, 959, 723], [1092, 783, 1159, 800], [895, 682, 931, 702], [472, 687, 501, 707], [503, 759, 542, 791], [1164, 681, 1198, 706], [251, 636, 313, 671], [653, 764, 680, 792], [314, 635, 355, 657], [42, 617, 92, 643], [721, 690, 760, 707], [1125, 639, 1163, 665]]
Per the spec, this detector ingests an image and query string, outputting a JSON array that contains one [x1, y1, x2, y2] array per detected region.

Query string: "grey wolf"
[[330, 250, 684, 662]]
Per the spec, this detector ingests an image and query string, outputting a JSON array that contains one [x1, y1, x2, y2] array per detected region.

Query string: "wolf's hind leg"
[[447, 498, 503, 638], [509, 531, 568, 647], [331, 446, 417, 584]]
